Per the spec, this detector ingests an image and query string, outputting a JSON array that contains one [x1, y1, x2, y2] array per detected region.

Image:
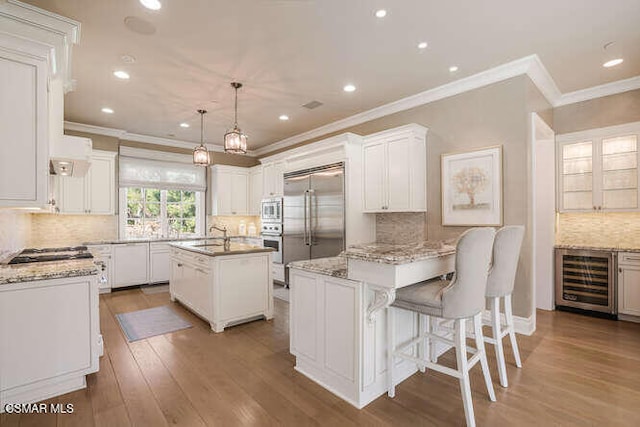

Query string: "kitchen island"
[[0, 259, 100, 410], [288, 240, 456, 409], [169, 240, 274, 332]]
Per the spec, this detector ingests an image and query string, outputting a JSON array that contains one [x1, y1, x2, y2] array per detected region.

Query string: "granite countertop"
[[342, 240, 456, 265], [0, 259, 99, 286], [170, 240, 274, 257], [288, 256, 347, 279], [84, 235, 261, 245], [555, 244, 640, 253]]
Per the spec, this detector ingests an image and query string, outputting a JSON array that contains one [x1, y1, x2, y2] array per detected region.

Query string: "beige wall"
[[553, 89, 640, 135]]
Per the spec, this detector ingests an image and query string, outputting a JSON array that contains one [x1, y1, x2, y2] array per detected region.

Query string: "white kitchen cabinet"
[[211, 165, 249, 215], [87, 244, 113, 293], [557, 123, 640, 212], [0, 33, 50, 208], [362, 124, 427, 213], [249, 165, 263, 215], [0, 274, 100, 408], [262, 161, 286, 198], [170, 247, 273, 332], [149, 242, 171, 283], [618, 252, 640, 318], [112, 242, 150, 288], [57, 150, 117, 214]]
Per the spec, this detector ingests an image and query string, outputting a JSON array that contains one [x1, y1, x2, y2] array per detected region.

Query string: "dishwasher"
[[555, 248, 617, 317]]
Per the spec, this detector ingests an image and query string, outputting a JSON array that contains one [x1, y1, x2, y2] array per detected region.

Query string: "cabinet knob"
[[620, 267, 623, 273], [177, 263, 183, 267], [597, 206, 602, 211]]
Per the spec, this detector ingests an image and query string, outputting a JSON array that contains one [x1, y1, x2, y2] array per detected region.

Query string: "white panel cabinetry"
[[0, 34, 50, 208], [249, 165, 263, 215], [618, 252, 640, 317], [262, 161, 285, 198], [362, 124, 427, 213], [211, 165, 249, 215], [149, 242, 171, 283], [57, 150, 116, 214], [112, 243, 149, 288]]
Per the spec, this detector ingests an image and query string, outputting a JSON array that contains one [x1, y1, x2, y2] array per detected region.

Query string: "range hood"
[[50, 135, 92, 177]]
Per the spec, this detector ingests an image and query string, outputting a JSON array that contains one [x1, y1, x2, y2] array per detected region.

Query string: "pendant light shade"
[[224, 82, 248, 154], [193, 109, 210, 166]]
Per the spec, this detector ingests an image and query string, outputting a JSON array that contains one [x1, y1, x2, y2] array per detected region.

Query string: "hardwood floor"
[[3, 288, 640, 426]]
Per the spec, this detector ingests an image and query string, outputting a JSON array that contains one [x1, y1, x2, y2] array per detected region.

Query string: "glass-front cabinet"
[[558, 123, 640, 212]]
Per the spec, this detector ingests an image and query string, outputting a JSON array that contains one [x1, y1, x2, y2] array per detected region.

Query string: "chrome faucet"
[[209, 224, 231, 251]]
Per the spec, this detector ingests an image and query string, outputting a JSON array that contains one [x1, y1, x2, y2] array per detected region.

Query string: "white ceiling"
[[23, 0, 640, 150]]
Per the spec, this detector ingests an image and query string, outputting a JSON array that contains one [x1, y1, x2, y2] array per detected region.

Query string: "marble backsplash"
[[375, 212, 427, 244], [0, 210, 31, 258], [556, 212, 640, 248], [29, 214, 118, 247]]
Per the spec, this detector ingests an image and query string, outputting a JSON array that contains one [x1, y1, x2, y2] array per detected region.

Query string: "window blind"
[[119, 156, 206, 191]]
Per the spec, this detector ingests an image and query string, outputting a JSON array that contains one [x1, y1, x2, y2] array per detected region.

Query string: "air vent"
[[302, 100, 323, 110]]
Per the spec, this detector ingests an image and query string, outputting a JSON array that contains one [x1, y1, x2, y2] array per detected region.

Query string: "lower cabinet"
[[112, 243, 149, 288], [0, 275, 100, 406], [618, 252, 640, 317], [149, 242, 171, 283], [169, 247, 273, 332]]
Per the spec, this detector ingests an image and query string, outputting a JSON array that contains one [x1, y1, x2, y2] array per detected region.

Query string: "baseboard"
[[482, 310, 536, 336]]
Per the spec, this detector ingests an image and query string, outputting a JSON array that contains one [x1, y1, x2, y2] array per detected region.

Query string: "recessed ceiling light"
[[279, 115, 289, 121], [113, 70, 130, 80], [140, 0, 161, 10], [375, 9, 387, 18], [101, 107, 114, 114], [179, 123, 190, 128], [417, 42, 428, 49], [449, 66, 459, 72], [603, 58, 624, 68], [343, 84, 356, 93]]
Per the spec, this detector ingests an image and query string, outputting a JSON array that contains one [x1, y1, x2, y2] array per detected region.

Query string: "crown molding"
[[254, 55, 557, 157], [1, 0, 80, 92], [555, 75, 640, 107], [63, 121, 235, 153]]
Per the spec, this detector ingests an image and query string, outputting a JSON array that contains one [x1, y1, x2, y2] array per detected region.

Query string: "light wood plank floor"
[[3, 288, 640, 426]]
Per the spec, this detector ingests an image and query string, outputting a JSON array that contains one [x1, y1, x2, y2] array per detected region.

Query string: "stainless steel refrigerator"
[[283, 162, 345, 283]]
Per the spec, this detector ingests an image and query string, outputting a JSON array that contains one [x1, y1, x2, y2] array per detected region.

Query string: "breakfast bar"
[[288, 240, 456, 408]]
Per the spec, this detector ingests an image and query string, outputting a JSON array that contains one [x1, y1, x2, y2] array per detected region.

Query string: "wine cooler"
[[555, 248, 616, 315]]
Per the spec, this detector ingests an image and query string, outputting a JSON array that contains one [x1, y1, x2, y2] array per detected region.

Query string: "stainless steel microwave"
[[261, 197, 282, 223]]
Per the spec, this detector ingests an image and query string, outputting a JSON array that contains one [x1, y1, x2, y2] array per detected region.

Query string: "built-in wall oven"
[[261, 197, 283, 223], [262, 222, 282, 264], [555, 248, 617, 316]]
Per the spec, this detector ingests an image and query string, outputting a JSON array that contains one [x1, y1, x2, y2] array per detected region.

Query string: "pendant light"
[[193, 109, 210, 166], [223, 82, 248, 154]]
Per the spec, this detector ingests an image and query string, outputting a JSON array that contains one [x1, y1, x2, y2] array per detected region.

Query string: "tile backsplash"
[[556, 212, 640, 248], [207, 216, 261, 237], [29, 214, 118, 247], [0, 210, 31, 258], [375, 212, 427, 244]]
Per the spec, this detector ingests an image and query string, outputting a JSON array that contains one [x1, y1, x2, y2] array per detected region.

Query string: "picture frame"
[[441, 145, 503, 226]]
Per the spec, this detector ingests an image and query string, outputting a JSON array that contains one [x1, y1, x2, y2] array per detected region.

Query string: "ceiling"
[[23, 0, 640, 151]]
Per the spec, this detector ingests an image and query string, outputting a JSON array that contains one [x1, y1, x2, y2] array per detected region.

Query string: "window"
[[122, 188, 204, 238], [118, 151, 207, 239]]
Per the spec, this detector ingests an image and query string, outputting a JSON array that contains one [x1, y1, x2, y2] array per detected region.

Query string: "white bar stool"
[[386, 228, 496, 427], [484, 225, 525, 388]]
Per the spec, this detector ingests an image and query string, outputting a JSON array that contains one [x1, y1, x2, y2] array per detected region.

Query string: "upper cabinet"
[[211, 165, 249, 216], [249, 165, 263, 215], [0, 1, 80, 208], [362, 124, 427, 213], [56, 150, 117, 214], [0, 34, 50, 207], [262, 161, 285, 198], [558, 122, 640, 212]]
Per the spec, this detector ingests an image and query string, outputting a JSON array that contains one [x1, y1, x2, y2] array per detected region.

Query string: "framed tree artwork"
[[441, 145, 503, 226]]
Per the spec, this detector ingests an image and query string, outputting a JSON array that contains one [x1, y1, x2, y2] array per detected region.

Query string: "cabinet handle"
[[620, 267, 623, 273], [177, 263, 183, 267], [597, 206, 602, 211], [624, 256, 640, 261]]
